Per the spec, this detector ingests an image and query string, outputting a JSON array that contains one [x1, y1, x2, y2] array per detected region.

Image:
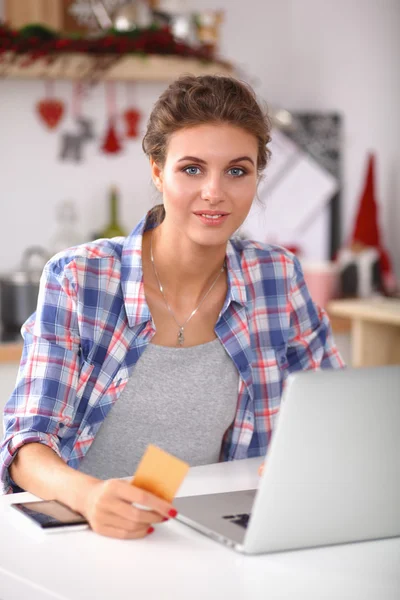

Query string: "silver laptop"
[[174, 365, 400, 554]]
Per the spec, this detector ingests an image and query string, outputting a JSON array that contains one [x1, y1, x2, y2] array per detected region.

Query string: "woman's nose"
[[201, 176, 225, 204]]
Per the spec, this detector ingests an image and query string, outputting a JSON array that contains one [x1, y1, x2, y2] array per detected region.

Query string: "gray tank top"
[[79, 338, 239, 480]]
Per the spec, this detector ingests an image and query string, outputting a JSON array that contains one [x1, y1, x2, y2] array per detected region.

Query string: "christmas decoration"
[[123, 83, 141, 138], [101, 119, 122, 152], [59, 82, 95, 162], [37, 99, 64, 129], [123, 108, 141, 138], [101, 82, 123, 153], [60, 116, 95, 162], [337, 247, 382, 298], [0, 21, 218, 64], [337, 153, 397, 297], [36, 82, 65, 129], [350, 153, 396, 293]]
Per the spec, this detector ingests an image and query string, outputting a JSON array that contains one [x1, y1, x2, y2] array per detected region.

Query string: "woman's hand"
[[81, 478, 177, 539], [258, 462, 265, 476]]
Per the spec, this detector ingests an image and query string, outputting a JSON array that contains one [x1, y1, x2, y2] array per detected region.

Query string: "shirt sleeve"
[[285, 254, 345, 374], [0, 257, 82, 494]]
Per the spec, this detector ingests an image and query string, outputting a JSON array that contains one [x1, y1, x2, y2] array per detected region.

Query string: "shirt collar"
[[121, 211, 154, 328], [225, 239, 248, 307], [121, 211, 248, 328]]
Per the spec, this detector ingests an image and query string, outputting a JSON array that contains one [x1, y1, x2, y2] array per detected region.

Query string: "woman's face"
[[151, 123, 259, 247]]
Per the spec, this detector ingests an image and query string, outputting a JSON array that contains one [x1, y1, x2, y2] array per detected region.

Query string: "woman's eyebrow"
[[228, 156, 255, 166], [177, 155, 255, 166]]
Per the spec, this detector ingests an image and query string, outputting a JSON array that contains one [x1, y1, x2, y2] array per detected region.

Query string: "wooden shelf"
[[0, 52, 234, 81]]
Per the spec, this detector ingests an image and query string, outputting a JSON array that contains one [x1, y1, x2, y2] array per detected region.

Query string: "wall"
[[186, 0, 400, 275], [0, 0, 399, 278], [0, 78, 166, 272]]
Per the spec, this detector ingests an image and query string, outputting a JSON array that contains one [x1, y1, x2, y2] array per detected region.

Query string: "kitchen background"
[[0, 0, 399, 276], [0, 0, 400, 429]]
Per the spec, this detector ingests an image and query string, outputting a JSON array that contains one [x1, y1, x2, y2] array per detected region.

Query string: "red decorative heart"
[[36, 99, 65, 130]]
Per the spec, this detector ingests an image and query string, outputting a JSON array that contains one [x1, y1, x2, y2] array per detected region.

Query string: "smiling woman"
[[148, 123, 259, 255], [1, 74, 344, 541]]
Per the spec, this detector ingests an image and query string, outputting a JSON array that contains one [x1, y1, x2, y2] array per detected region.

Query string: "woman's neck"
[[145, 223, 227, 301]]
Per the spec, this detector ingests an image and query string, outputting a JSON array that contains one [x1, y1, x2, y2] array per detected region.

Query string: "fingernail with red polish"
[[162, 517, 169, 522], [147, 526, 154, 534], [168, 508, 178, 518]]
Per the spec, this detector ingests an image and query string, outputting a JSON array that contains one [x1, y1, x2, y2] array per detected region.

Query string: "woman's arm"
[[2, 254, 176, 538], [9, 442, 97, 512], [0, 256, 83, 494], [10, 442, 176, 539]]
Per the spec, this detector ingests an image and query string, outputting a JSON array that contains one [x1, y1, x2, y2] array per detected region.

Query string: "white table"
[[0, 457, 399, 600]]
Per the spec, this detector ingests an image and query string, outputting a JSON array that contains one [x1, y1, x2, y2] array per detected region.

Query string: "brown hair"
[[142, 74, 271, 225]]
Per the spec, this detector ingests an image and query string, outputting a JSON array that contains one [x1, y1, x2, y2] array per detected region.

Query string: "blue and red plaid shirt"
[[1, 211, 343, 493]]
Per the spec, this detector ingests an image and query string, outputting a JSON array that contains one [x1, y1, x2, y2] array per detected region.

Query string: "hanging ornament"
[[36, 81, 65, 130], [101, 82, 123, 154], [123, 109, 141, 138], [59, 82, 95, 163], [123, 83, 141, 139], [101, 122, 122, 153]]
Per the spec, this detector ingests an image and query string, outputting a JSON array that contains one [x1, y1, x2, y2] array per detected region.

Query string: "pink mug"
[[301, 261, 339, 308]]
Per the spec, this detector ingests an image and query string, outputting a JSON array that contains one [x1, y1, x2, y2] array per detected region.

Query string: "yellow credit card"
[[131, 444, 190, 502]]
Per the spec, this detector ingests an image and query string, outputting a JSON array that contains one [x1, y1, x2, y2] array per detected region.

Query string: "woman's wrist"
[[55, 468, 100, 517]]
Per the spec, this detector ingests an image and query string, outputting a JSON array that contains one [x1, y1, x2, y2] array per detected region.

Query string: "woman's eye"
[[182, 166, 247, 177], [228, 167, 246, 177], [183, 166, 201, 176]]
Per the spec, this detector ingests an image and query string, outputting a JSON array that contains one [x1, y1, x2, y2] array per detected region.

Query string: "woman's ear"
[[150, 158, 163, 192]]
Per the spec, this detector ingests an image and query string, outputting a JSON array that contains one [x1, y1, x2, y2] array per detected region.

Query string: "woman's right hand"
[[80, 478, 177, 539]]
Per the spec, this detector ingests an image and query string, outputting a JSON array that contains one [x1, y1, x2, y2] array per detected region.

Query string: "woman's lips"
[[194, 212, 229, 226]]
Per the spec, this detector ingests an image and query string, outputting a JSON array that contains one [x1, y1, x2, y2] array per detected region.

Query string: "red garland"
[[0, 22, 229, 66]]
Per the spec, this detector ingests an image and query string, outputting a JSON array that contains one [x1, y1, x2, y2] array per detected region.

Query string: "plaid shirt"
[[1, 211, 343, 493]]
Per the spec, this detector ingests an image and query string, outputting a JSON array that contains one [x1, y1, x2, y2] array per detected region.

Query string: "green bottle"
[[99, 186, 126, 239]]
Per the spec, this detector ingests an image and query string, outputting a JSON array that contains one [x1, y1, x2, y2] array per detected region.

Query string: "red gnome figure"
[[350, 153, 396, 294], [338, 153, 397, 298]]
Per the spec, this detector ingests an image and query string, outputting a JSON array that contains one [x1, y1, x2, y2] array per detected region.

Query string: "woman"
[[0, 74, 343, 539]]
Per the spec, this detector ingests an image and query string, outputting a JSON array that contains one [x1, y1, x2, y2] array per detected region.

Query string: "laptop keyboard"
[[223, 513, 251, 529]]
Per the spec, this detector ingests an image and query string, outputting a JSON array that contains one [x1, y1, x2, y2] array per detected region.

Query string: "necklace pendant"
[[177, 328, 185, 346]]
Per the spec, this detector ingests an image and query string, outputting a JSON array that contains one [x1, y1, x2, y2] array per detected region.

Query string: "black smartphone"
[[10, 500, 89, 533]]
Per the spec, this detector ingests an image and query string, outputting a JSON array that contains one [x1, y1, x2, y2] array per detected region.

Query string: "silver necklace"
[[150, 232, 225, 346]]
